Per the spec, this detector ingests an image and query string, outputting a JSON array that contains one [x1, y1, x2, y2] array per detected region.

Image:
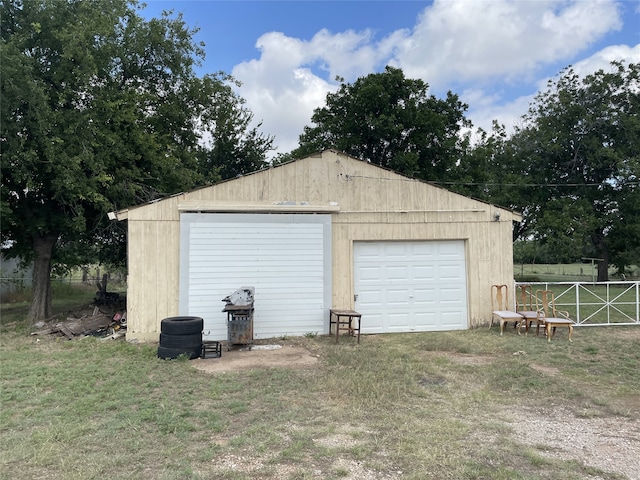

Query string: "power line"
[[433, 181, 640, 188], [341, 172, 639, 188]]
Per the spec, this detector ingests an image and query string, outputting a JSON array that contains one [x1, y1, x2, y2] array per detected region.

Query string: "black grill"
[[222, 287, 255, 351]]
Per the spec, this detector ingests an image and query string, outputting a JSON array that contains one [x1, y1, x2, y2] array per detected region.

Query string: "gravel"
[[508, 406, 640, 479]]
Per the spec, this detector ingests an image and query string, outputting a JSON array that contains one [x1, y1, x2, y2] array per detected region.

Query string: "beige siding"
[[122, 150, 520, 341]]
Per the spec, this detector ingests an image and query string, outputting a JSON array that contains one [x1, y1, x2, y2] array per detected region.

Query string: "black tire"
[[157, 345, 201, 360], [160, 316, 203, 335], [159, 332, 202, 349]]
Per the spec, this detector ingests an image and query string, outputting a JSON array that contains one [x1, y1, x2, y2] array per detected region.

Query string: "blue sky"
[[141, 0, 640, 156]]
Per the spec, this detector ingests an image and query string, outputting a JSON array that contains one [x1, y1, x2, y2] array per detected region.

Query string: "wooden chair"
[[490, 284, 523, 335], [515, 284, 544, 336], [535, 290, 574, 342]]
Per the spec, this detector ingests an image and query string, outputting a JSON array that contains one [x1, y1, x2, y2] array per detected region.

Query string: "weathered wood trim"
[[177, 202, 340, 213]]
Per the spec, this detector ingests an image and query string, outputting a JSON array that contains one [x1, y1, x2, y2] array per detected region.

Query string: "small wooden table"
[[329, 309, 362, 343]]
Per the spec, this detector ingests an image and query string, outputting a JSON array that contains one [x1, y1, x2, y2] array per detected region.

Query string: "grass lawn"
[[1, 296, 639, 479]]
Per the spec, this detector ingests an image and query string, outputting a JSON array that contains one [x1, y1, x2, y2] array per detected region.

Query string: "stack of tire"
[[157, 316, 203, 360]]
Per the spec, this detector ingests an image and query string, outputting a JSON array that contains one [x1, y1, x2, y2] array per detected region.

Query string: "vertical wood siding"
[[123, 150, 518, 341]]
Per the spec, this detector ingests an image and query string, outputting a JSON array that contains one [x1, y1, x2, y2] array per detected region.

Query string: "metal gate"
[[515, 281, 640, 327]]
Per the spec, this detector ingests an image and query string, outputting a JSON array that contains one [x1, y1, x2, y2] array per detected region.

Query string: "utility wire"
[[433, 181, 640, 187], [345, 174, 639, 188]]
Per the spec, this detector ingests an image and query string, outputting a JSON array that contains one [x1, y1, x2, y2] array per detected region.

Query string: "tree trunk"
[[27, 233, 59, 322], [591, 230, 610, 282]]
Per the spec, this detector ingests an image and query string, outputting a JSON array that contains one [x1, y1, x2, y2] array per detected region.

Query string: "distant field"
[[514, 263, 637, 282]]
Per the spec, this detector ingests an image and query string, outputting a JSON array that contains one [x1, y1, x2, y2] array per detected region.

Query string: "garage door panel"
[[356, 243, 382, 256], [440, 287, 466, 303], [364, 313, 385, 333], [412, 265, 434, 280], [440, 311, 466, 328], [410, 245, 436, 258], [259, 295, 324, 307], [388, 312, 410, 330], [387, 289, 410, 304], [385, 254, 408, 263], [386, 265, 409, 280], [384, 243, 409, 256], [355, 241, 467, 333], [437, 241, 463, 254], [358, 265, 383, 282], [358, 290, 384, 306], [412, 252, 436, 261], [439, 265, 465, 280], [388, 326, 409, 332], [181, 213, 331, 340], [414, 312, 438, 329], [412, 288, 436, 305]]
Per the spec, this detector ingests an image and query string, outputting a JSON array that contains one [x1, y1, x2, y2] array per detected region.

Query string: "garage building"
[[111, 150, 521, 342]]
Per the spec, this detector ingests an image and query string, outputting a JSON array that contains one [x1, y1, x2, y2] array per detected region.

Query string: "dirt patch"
[[191, 343, 320, 374], [530, 364, 561, 376], [419, 350, 497, 366], [619, 328, 640, 340]]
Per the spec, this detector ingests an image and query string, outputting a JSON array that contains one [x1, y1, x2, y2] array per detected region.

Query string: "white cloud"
[[465, 91, 534, 137], [232, 28, 393, 154], [569, 43, 640, 76], [465, 43, 640, 139], [394, 0, 623, 89], [230, 0, 633, 157], [233, 67, 337, 154]]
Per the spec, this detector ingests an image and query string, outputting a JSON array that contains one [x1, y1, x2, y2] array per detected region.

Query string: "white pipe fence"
[[515, 281, 640, 327]]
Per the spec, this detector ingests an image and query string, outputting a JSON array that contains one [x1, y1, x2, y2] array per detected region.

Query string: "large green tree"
[[292, 66, 471, 181], [463, 62, 639, 280], [195, 74, 273, 181], [1, 0, 272, 321], [519, 62, 639, 280], [448, 121, 533, 240]]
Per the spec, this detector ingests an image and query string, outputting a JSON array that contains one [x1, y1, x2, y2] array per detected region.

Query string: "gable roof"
[[109, 149, 522, 222]]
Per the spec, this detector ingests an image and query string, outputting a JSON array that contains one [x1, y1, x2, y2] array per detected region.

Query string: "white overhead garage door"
[[354, 241, 468, 333], [179, 213, 332, 340]]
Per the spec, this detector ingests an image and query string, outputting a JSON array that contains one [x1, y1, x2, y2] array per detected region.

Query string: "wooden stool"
[[329, 309, 362, 343], [201, 341, 222, 358]]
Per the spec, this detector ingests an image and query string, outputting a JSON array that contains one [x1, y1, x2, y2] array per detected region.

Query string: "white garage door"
[[354, 241, 468, 333], [179, 213, 332, 340]]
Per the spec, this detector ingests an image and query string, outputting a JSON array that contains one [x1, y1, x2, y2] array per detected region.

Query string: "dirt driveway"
[[187, 336, 640, 479], [190, 343, 320, 374]]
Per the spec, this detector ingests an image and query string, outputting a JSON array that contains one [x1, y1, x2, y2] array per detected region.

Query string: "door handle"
[[354, 294, 358, 301]]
